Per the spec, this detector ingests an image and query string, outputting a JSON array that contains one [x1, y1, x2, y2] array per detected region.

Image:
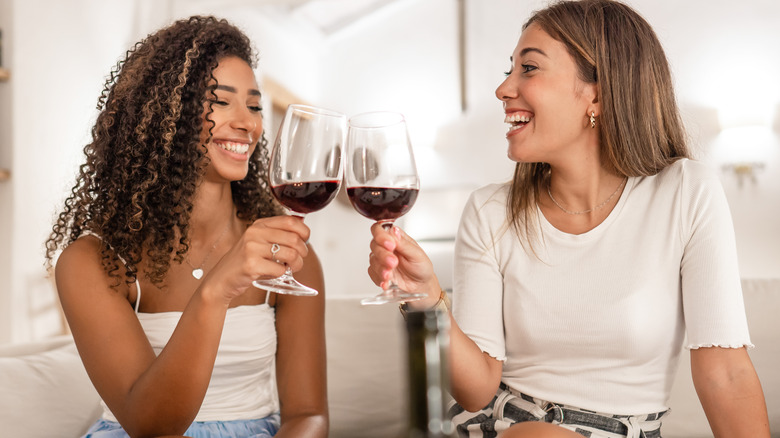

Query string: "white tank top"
[[94, 243, 279, 422]]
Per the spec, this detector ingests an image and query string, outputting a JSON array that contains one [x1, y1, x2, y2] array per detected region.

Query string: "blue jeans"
[[83, 413, 280, 438]]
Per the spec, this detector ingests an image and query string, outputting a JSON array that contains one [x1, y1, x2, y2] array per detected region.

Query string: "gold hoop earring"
[[589, 112, 596, 128]]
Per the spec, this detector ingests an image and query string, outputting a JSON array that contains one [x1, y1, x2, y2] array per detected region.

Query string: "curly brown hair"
[[45, 15, 282, 286]]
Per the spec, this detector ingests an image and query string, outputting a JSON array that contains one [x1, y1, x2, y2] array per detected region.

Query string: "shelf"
[[0, 67, 9, 181], [1, 68, 10, 182], [263, 76, 308, 114]]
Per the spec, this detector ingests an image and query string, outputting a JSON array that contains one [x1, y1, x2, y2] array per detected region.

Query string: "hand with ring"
[[197, 215, 310, 304]]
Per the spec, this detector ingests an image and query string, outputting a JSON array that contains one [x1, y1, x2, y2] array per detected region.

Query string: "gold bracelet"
[[399, 289, 451, 319]]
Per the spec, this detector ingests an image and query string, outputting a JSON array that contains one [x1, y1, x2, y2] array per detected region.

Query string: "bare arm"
[[57, 237, 225, 437], [273, 246, 329, 437], [58, 216, 310, 438], [368, 223, 502, 412], [691, 346, 770, 438]]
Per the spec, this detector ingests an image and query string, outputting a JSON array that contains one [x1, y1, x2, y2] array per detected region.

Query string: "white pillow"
[[325, 297, 408, 438], [0, 338, 101, 438]]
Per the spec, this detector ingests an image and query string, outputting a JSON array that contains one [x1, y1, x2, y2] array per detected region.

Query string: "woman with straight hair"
[[366, 1, 769, 436], [46, 16, 327, 438]]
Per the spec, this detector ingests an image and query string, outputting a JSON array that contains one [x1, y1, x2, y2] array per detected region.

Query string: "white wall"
[[1, 0, 139, 343], [641, 0, 780, 278], [0, 0, 15, 344], [1, 0, 778, 343]]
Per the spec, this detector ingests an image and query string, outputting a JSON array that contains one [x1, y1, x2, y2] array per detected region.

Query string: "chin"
[[210, 167, 250, 183], [507, 149, 534, 164], [507, 142, 549, 164], [228, 170, 250, 182]]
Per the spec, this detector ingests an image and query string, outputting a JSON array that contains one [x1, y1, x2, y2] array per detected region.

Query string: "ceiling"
[[177, 0, 400, 37], [285, 0, 398, 35]]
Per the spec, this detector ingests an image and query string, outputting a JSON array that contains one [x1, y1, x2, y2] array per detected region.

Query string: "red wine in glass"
[[346, 187, 419, 221], [273, 180, 341, 214]]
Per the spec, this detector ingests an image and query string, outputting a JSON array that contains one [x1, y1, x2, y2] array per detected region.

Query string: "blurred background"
[[0, 0, 778, 344]]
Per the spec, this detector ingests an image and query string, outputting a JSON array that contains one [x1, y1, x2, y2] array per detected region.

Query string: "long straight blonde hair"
[[508, 0, 691, 249]]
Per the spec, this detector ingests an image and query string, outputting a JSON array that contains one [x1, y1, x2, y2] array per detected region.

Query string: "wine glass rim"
[[348, 111, 406, 129], [288, 103, 345, 118]]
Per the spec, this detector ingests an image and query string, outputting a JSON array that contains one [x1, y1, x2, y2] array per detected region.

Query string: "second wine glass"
[[252, 104, 345, 296], [345, 111, 427, 305]]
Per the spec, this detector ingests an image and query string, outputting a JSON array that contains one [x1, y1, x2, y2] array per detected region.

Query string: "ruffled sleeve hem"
[[474, 344, 506, 362], [686, 342, 755, 350]]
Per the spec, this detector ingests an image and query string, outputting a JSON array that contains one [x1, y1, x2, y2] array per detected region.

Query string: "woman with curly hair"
[[45, 16, 327, 438]]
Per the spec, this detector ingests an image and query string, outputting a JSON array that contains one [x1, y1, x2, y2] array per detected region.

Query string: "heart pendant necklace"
[[184, 219, 231, 280]]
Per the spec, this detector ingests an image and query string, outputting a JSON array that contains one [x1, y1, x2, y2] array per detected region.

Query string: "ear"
[[585, 82, 600, 116]]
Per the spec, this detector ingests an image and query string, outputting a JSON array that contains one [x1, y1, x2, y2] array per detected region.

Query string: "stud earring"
[[589, 112, 596, 128]]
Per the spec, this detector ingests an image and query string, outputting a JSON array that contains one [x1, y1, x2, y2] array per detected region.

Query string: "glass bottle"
[[405, 308, 454, 437]]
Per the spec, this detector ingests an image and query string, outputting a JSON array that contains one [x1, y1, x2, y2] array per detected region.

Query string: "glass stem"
[[380, 220, 400, 292], [284, 211, 305, 279]]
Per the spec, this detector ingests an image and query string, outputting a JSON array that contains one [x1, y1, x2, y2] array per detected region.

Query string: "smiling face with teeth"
[[496, 23, 599, 165], [200, 55, 264, 183]]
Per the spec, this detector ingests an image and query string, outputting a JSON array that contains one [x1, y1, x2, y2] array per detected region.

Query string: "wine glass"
[[345, 111, 426, 305], [252, 104, 346, 296]]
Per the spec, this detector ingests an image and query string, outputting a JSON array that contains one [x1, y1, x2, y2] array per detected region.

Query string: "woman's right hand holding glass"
[[367, 222, 441, 310], [204, 215, 311, 306]]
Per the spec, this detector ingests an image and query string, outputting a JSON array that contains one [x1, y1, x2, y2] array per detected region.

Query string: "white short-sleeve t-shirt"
[[452, 159, 752, 415]]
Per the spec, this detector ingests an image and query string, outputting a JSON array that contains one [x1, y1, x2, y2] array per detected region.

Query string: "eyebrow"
[[216, 84, 261, 96], [518, 47, 548, 58]]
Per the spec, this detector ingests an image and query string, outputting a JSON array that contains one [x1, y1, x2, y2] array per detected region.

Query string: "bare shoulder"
[[55, 235, 132, 308], [56, 235, 107, 286]]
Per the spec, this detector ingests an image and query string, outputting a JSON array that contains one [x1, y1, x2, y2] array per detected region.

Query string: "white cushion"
[[325, 297, 408, 438], [0, 335, 101, 437]]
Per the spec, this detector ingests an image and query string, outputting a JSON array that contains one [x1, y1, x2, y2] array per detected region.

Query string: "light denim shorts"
[[83, 413, 280, 438]]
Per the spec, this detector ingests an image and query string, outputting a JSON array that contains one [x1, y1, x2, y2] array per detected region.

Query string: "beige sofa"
[[1, 279, 778, 437]]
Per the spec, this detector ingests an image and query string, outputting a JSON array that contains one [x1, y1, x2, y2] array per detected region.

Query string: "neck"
[[547, 161, 624, 215], [189, 180, 237, 241]]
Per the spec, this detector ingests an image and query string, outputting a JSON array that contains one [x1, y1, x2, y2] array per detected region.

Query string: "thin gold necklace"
[[184, 220, 231, 280], [547, 177, 626, 215]]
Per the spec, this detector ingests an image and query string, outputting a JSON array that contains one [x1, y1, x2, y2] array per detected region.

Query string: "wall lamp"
[[713, 102, 777, 188]]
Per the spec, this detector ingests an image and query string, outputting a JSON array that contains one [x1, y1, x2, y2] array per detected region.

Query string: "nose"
[[231, 106, 260, 135], [495, 74, 518, 103]]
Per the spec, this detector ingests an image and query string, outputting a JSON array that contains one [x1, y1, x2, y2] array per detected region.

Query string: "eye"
[[503, 69, 512, 77], [210, 99, 228, 106], [249, 105, 263, 113], [521, 64, 537, 74]]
